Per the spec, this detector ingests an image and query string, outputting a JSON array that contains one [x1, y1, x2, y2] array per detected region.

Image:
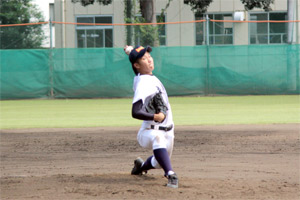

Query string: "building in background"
[[32, 0, 55, 48], [54, 0, 299, 48]]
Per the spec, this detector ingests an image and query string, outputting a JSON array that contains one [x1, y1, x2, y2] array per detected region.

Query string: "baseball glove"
[[145, 92, 168, 116]]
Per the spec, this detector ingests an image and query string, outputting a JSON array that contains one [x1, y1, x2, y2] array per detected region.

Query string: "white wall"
[[166, 1, 195, 46], [54, 0, 62, 48]]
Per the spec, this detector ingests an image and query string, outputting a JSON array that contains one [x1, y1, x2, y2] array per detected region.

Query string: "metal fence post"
[[206, 15, 210, 96], [49, 19, 54, 98]]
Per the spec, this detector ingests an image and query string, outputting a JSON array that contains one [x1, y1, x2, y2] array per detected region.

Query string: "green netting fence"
[[0, 45, 299, 100]]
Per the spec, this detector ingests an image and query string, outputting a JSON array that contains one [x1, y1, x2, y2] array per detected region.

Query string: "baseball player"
[[124, 45, 178, 188]]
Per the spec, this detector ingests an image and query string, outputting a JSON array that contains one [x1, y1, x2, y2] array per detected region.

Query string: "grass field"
[[0, 95, 299, 129]]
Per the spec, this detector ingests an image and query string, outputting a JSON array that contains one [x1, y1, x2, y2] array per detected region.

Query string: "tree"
[[71, 0, 112, 6], [0, 0, 46, 49], [184, 0, 274, 16], [183, 0, 213, 17], [140, 0, 156, 23], [125, 0, 134, 45], [241, 0, 274, 11], [71, 0, 156, 23], [138, 0, 172, 46], [72, 0, 171, 46], [130, 0, 159, 46]]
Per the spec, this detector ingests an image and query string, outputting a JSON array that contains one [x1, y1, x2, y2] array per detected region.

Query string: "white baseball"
[[125, 46, 133, 55]]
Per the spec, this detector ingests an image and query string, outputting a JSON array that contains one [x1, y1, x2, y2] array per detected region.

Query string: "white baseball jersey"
[[133, 74, 173, 127], [132, 74, 174, 168]]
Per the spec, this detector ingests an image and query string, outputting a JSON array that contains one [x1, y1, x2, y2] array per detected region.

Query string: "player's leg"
[[131, 131, 173, 174], [140, 155, 154, 171], [135, 128, 174, 174], [131, 128, 156, 175], [164, 129, 178, 188], [151, 130, 178, 188], [132, 128, 178, 188], [132, 128, 172, 174], [151, 130, 175, 175]]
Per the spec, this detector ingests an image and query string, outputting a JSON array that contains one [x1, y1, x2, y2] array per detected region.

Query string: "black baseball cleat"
[[166, 173, 178, 188], [131, 157, 144, 175]]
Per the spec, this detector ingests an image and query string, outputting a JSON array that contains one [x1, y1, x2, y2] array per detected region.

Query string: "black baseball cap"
[[129, 45, 152, 75]]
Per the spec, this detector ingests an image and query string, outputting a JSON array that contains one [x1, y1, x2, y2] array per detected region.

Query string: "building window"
[[250, 12, 287, 44], [196, 14, 233, 45], [209, 14, 233, 45], [76, 16, 113, 48], [134, 14, 166, 46]]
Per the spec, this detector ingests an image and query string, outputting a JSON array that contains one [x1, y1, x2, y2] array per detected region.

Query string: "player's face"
[[134, 52, 154, 75]]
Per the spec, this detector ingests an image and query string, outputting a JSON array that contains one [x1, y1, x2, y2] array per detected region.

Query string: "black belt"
[[150, 124, 173, 131]]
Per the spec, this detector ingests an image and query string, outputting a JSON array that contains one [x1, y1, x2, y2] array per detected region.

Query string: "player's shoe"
[[166, 173, 178, 188], [131, 157, 144, 175]]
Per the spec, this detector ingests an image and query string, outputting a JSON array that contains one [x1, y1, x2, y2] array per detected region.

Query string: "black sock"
[[153, 148, 173, 175], [141, 155, 155, 171]]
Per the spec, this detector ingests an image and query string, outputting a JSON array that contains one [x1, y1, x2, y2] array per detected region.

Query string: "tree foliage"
[[73, 0, 167, 46], [183, 0, 213, 17], [0, 0, 46, 49], [183, 0, 274, 16], [124, 0, 134, 45], [241, 0, 274, 11], [71, 0, 112, 6]]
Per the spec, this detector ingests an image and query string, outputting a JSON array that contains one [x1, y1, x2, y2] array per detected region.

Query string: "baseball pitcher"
[[124, 45, 178, 188]]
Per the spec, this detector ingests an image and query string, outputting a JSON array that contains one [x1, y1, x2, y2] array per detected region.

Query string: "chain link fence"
[[0, 20, 299, 99]]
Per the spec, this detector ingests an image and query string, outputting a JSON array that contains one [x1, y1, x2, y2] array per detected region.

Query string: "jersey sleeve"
[[132, 99, 154, 121]]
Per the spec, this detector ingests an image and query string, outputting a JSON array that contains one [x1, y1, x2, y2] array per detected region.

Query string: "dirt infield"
[[1, 124, 299, 200]]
